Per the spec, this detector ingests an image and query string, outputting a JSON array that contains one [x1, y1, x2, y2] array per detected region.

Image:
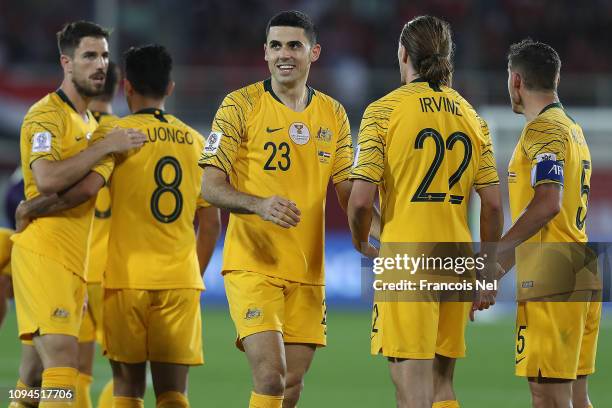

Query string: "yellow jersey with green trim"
[[12, 90, 111, 278], [508, 103, 597, 298], [94, 109, 205, 290], [199, 79, 353, 285], [0, 228, 13, 275], [351, 79, 499, 243], [87, 112, 119, 283]]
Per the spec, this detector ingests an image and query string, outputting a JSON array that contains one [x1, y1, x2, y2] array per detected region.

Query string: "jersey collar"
[[264, 78, 315, 108], [539, 102, 563, 115], [410, 77, 441, 92], [55, 89, 79, 113], [134, 107, 168, 122]]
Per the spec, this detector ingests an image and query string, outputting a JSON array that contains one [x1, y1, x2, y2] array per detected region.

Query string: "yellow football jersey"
[[12, 90, 112, 277], [87, 112, 119, 283], [199, 79, 353, 285], [0, 227, 13, 275], [95, 109, 205, 290], [508, 103, 598, 298], [351, 79, 499, 243]]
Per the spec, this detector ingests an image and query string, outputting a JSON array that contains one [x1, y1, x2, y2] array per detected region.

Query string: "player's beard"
[[72, 75, 103, 98]]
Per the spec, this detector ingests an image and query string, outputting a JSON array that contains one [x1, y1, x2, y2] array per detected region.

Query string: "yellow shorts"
[[515, 298, 601, 379], [102, 288, 203, 365], [78, 283, 103, 344], [11, 245, 86, 340], [224, 270, 327, 350], [371, 301, 470, 359]]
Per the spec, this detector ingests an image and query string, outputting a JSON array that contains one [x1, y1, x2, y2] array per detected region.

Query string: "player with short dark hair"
[[10, 20, 145, 408], [348, 15, 503, 408], [92, 43, 220, 408], [500, 38, 601, 408], [200, 10, 355, 408]]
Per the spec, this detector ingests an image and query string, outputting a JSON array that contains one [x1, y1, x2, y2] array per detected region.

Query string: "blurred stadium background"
[[0, 0, 611, 406]]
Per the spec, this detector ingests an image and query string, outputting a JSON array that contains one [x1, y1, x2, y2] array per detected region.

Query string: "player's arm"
[[348, 180, 379, 258], [31, 127, 145, 195], [195, 205, 221, 276], [498, 183, 562, 273], [15, 172, 106, 232], [201, 166, 300, 228]]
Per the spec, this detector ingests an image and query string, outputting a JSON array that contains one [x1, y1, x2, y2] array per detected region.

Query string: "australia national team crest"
[[316, 127, 333, 143], [289, 122, 310, 145]]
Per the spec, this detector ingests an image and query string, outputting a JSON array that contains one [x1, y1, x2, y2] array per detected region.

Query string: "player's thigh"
[[436, 301, 470, 358], [110, 359, 147, 398], [516, 301, 589, 379], [148, 289, 203, 365], [242, 330, 287, 377], [283, 282, 326, 346], [284, 343, 316, 384], [102, 288, 149, 364], [11, 245, 86, 340], [224, 270, 286, 346], [19, 341, 43, 386], [372, 301, 439, 359]]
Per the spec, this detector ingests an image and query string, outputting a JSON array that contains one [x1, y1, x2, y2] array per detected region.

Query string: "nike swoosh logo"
[[515, 357, 526, 364], [75, 137, 83, 141], [266, 127, 283, 133]]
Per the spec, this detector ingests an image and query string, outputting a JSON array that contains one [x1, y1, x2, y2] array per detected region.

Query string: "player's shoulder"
[[523, 106, 575, 146], [311, 87, 346, 113], [223, 81, 266, 111], [362, 86, 412, 122], [23, 92, 68, 124]]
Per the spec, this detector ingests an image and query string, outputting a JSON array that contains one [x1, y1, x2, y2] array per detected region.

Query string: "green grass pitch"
[[0, 305, 610, 407]]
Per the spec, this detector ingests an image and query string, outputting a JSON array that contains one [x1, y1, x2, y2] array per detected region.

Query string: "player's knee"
[[284, 374, 305, 400], [19, 360, 43, 387], [255, 366, 286, 396], [35, 336, 79, 368]]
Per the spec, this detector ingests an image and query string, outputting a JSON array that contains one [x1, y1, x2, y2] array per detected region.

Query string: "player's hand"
[[469, 288, 497, 321], [255, 196, 301, 228], [14, 200, 32, 233], [359, 242, 379, 259], [102, 127, 147, 153]]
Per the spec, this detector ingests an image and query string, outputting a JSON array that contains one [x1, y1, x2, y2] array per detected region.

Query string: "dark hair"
[[56, 21, 109, 56], [508, 39, 561, 91], [124, 44, 172, 99], [266, 10, 317, 45], [400, 15, 454, 87]]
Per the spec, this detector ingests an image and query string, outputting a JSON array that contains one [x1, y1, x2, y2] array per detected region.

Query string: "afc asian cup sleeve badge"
[[204, 131, 222, 154], [32, 131, 52, 153], [289, 122, 310, 145]]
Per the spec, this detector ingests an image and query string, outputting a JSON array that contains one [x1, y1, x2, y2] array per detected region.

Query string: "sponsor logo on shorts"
[[51, 308, 69, 319], [245, 308, 262, 320], [515, 356, 526, 365]]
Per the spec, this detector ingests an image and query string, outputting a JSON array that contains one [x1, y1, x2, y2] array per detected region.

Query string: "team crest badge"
[[316, 127, 333, 143], [289, 122, 310, 145], [245, 308, 262, 320]]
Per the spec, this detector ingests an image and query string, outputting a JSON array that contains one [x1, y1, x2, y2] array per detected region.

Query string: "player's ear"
[[60, 54, 72, 75], [400, 44, 409, 65], [123, 78, 133, 96], [310, 43, 321, 63], [166, 80, 175, 97], [264, 43, 269, 62], [511, 71, 522, 91]]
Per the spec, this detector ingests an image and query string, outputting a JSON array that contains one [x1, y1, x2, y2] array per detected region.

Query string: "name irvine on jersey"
[[419, 96, 463, 116], [145, 125, 194, 145]]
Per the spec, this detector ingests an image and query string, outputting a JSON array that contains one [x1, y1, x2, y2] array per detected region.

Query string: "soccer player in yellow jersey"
[[10, 21, 146, 408], [498, 39, 600, 408], [70, 60, 122, 408], [348, 16, 503, 408], [200, 11, 354, 408], [91, 44, 220, 408]]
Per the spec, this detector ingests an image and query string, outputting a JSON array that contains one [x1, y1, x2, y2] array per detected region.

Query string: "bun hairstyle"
[[400, 15, 454, 87]]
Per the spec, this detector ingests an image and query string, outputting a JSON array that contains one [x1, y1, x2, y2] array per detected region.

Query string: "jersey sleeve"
[[521, 119, 567, 187], [196, 195, 211, 208], [89, 121, 117, 183], [350, 101, 388, 184], [22, 107, 66, 167], [331, 102, 354, 184], [474, 117, 500, 189], [198, 92, 247, 174]]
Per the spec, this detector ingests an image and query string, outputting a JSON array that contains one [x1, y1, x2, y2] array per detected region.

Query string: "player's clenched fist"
[[101, 127, 147, 152], [255, 196, 301, 228]]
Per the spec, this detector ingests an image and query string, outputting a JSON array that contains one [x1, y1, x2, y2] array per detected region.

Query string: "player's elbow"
[[34, 174, 63, 195], [348, 195, 373, 219]]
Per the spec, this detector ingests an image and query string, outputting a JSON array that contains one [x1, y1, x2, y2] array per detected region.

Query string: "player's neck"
[[129, 95, 165, 113], [88, 100, 113, 114], [523, 91, 559, 122], [59, 80, 90, 116], [270, 78, 309, 112]]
